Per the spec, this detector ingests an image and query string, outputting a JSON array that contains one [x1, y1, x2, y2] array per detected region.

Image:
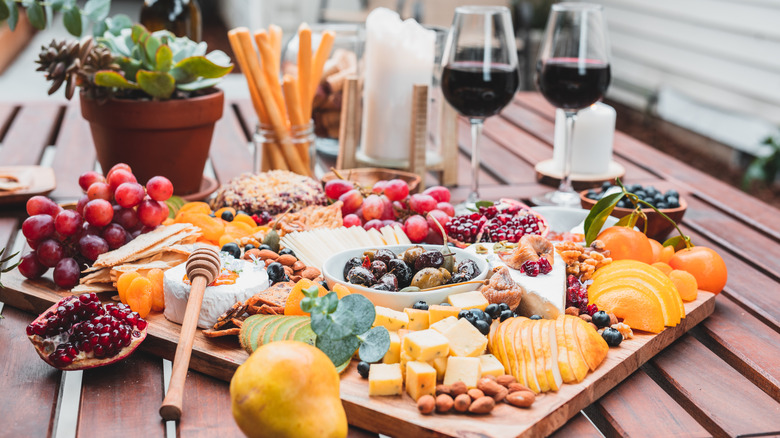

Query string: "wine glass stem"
[[469, 119, 483, 203], [559, 111, 578, 194]]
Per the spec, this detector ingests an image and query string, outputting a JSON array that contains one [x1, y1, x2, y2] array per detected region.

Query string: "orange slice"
[[563, 315, 589, 383], [555, 316, 575, 383], [592, 288, 665, 333], [669, 270, 698, 302], [531, 320, 550, 392], [520, 322, 541, 393], [573, 317, 609, 371], [284, 279, 329, 316]]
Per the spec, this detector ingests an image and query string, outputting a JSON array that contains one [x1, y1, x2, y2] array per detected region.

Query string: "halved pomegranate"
[[445, 199, 549, 247], [26, 293, 147, 370]]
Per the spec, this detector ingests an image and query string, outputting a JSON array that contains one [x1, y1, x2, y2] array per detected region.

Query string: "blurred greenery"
[[743, 135, 780, 190]]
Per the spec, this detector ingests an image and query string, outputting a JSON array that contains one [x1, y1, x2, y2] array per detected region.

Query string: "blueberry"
[[236, 210, 248, 217], [666, 189, 679, 198], [319, 280, 330, 290], [221, 210, 234, 222], [244, 244, 256, 252], [266, 262, 287, 284], [279, 248, 296, 258], [439, 302, 452, 306], [634, 190, 646, 199], [499, 310, 514, 322], [257, 244, 273, 252], [458, 309, 473, 321], [220, 242, 241, 259], [592, 311, 611, 328], [600, 182, 612, 192], [208, 212, 216, 217], [656, 202, 668, 209], [498, 303, 510, 312], [587, 189, 598, 200], [469, 309, 486, 321], [485, 303, 500, 319], [473, 319, 491, 335], [413, 300, 429, 310], [357, 361, 370, 378], [529, 315, 542, 320], [602, 327, 623, 347], [628, 184, 642, 192], [666, 196, 679, 208]]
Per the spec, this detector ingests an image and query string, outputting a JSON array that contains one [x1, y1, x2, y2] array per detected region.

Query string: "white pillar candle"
[[359, 8, 435, 164], [553, 102, 616, 175]]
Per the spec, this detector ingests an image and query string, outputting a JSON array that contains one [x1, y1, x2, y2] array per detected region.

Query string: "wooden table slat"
[[178, 370, 244, 437], [0, 103, 18, 142], [548, 412, 603, 438], [456, 118, 537, 185], [0, 102, 62, 166], [48, 103, 96, 202]]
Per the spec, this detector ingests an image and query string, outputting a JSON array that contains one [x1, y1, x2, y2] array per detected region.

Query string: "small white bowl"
[[531, 206, 621, 236], [322, 244, 488, 311]]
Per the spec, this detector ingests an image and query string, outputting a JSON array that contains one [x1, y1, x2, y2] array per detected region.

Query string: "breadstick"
[[254, 30, 287, 127], [310, 30, 335, 107], [297, 24, 313, 121], [227, 28, 285, 171], [269, 24, 283, 73], [282, 75, 310, 168]]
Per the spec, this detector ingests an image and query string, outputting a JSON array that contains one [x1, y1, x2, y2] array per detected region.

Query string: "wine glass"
[[533, 2, 611, 207], [441, 6, 519, 205]]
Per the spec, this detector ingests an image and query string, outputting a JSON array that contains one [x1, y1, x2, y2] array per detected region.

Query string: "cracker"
[[250, 281, 294, 308], [92, 223, 195, 267], [202, 328, 241, 338], [71, 283, 117, 294], [81, 268, 111, 285]]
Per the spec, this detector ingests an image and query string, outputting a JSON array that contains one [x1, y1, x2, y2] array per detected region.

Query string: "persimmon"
[[668, 246, 727, 294], [596, 226, 654, 264]]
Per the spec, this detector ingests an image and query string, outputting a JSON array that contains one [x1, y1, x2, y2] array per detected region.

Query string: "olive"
[[244, 244, 256, 252], [412, 300, 429, 310], [456, 259, 480, 279], [237, 210, 248, 216], [357, 361, 370, 378], [373, 249, 396, 266], [410, 267, 444, 290], [498, 303, 510, 312], [266, 262, 287, 284], [387, 259, 412, 288], [257, 244, 273, 252], [400, 286, 421, 292], [602, 327, 623, 347], [362, 249, 378, 261], [343, 257, 364, 280], [401, 246, 425, 266], [470, 309, 489, 324], [378, 273, 398, 291], [347, 266, 376, 286], [371, 261, 388, 279], [371, 283, 393, 291], [473, 319, 491, 335], [279, 248, 296, 258], [530, 315, 542, 320], [449, 273, 469, 284], [458, 309, 475, 322], [220, 242, 241, 259], [414, 250, 444, 271], [319, 280, 330, 290], [221, 210, 234, 222], [499, 309, 514, 322], [438, 267, 451, 283], [485, 303, 500, 319], [592, 311, 611, 328]]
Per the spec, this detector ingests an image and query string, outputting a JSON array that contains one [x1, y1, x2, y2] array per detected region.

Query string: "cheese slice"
[[368, 363, 403, 396], [402, 329, 450, 361], [447, 291, 489, 311], [404, 308, 430, 331], [400, 350, 412, 379], [432, 356, 448, 381], [406, 361, 437, 400], [380, 226, 398, 245], [430, 316, 459, 334], [443, 356, 481, 388], [479, 354, 506, 377], [382, 331, 401, 364], [428, 305, 461, 325], [442, 317, 488, 357], [373, 306, 409, 331]]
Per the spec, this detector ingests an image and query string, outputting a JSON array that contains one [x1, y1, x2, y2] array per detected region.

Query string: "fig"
[[411, 267, 445, 289], [456, 259, 481, 280], [414, 250, 444, 271], [26, 293, 147, 370]]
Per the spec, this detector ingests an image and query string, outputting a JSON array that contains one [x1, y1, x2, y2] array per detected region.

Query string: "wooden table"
[[1, 91, 779, 438]]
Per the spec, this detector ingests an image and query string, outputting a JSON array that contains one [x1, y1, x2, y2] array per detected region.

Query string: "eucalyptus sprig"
[[299, 285, 390, 367], [583, 179, 693, 250], [0, 0, 114, 37], [0, 247, 21, 288]]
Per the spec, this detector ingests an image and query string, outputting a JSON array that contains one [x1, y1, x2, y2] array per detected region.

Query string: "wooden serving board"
[[0, 269, 716, 438]]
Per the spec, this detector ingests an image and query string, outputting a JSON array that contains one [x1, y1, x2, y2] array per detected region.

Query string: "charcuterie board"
[[0, 268, 716, 438]]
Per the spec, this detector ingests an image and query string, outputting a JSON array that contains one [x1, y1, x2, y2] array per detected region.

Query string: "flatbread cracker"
[[72, 283, 117, 294], [81, 268, 111, 285], [92, 223, 195, 267], [245, 281, 294, 308], [203, 328, 240, 337]]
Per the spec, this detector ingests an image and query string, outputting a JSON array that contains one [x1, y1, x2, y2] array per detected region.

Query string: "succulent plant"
[[94, 24, 233, 100]]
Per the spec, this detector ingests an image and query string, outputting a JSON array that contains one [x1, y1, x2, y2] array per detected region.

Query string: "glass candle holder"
[[253, 121, 316, 177]]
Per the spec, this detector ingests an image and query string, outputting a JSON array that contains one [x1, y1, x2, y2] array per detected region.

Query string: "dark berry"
[[220, 242, 241, 259], [266, 262, 286, 284], [586, 304, 599, 316], [469, 309, 486, 322], [529, 315, 542, 320], [257, 244, 272, 252], [521, 261, 539, 277], [319, 280, 330, 290], [439, 303, 451, 306], [279, 248, 296, 258], [498, 303, 510, 312], [220, 211, 234, 222], [357, 361, 370, 378], [499, 310, 514, 322], [592, 311, 611, 328], [485, 303, 500, 319], [412, 301, 429, 311], [602, 328, 623, 347], [538, 258, 552, 275], [458, 310, 473, 321], [244, 244, 256, 252], [473, 319, 490, 335]]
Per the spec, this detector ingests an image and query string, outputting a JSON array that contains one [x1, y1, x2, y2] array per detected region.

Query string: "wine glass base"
[[531, 190, 581, 207]]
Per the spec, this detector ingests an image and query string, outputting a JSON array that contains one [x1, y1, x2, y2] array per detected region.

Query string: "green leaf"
[[26, 1, 45, 30], [50, 0, 67, 10], [176, 77, 222, 91], [662, 235, 691, 251], [62, 6, 82, 37], [323, 291, 339, 313], [44, 3, 52, 28], [83, 0, 110, 22], [156, 44, 173, 72], [136, 70, 175, 99], [475, 200, 494, 209], [615, 212, 638, 229], [114, 56, 141, 79], [92, 18, 107, 37], [358, 326, 390, 363], [7, 0, 17, 30], [338, 294, 375, 334], [316, 335, 360, 367], [106, 13, 132, 35], [169, 56, 233, 83], [94, 70, 139, 89], [584, 191, 624, 245], [0, 1, 9, 21]]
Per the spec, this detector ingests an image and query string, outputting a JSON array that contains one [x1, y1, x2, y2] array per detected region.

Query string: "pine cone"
[[78, 44, 120, 90], [35, 38, 120, 100]]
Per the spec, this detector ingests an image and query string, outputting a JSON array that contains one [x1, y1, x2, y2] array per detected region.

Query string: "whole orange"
[[668, 246, 727, 294], [596, 226, 654, 264]]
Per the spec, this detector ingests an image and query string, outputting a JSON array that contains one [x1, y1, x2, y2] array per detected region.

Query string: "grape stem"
[[616, 180, 693, 250]]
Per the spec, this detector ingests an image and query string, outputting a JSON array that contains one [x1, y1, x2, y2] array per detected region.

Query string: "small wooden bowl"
[[579, 190, 688, 241], [321, 168, 422, 193]]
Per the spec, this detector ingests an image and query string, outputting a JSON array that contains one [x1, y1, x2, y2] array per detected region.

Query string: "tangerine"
[[596, 226, 654, 264], [668, 246, 727, 294], [649, 239, 664, 263], [668, 270, 698, 302]]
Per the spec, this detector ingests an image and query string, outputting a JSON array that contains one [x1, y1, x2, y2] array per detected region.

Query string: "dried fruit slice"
[[563, 315, 589, 383], [555, 316, 575, 383], [530, 320, 550, 392], [284, 279, 329, 316], [510, 318, 532, 388], [542, 319, 563, 391], [502, 318, 525, 384], [126, 276, 153, 318], [520, 321, 541, 393], [573, 318, 609, 372], [147, 268, 165, 312], [592, 288, 665, 334], [117, 271, 140, 304], [493, 318, 511, 367], [26, 294, 147, 370], [669, 270, 698, 302]]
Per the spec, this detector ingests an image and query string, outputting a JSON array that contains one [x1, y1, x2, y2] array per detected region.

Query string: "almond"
[[242, 248, 261, 261], [496, 375, 516, 387], [505, 390, 535, 408], [453, 394, 470, 412], [449, 381, 468, 397], [301, 267, 321, 280], [565, 306, 580, 316], [579, 314, 592, 323], [292, 261, 305, 271], [277, 254, 297, 266], [256, 249, 279, 260], [468, 396, 495, 414], [467, 389, 485, 400], [435, 384, 451, 396], [290, 275, 302, 283], [435, 394, 453, 413], [283, 266, 293, 276], [417, 395, 435, 415], [477, 378, 504, 396], [507, 382, 532, 394]]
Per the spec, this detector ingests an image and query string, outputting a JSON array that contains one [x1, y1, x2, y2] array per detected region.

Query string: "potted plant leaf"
[[35, 22, 233, 195]]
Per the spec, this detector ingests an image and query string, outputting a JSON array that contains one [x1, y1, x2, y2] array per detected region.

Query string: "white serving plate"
[[322, 244, 488, 311], [531, 206, 621, 236]]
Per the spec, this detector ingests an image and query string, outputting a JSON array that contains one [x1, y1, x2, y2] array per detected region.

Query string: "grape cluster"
[[19, 164, 173, 288], [586, 183, 681, 210]]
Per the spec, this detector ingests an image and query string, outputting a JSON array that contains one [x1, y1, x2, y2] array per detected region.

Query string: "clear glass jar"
[[253, 121, 316, 177]]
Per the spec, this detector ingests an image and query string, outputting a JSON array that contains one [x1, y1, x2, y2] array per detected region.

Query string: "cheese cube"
[[400, 350, 413, 379], [368, 363, 403, 396], [442, 318, 488, 357], [373, 306, 409, 331], [402, 329, 450, 362], [432, 356, 448, 381], [479, 354, 506, 377], [430, 316, 459, 334], [382, 331, 401, 364], [447, 291, 489, 311], [404, 308, 430, 331], [428, 305, 461, 325], [406, 361, 437, 400], [443, 356, 481, 388]]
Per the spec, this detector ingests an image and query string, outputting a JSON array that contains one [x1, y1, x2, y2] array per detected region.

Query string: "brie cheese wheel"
[[465, 244, 566, 319], [163, 256, 269, 329]]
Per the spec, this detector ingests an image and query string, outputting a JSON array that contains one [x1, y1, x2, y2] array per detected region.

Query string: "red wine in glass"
[[537, 58, 610, 110], [442, 61, 520, 118]]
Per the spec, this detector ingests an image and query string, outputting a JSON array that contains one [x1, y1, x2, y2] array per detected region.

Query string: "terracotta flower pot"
[[80, 89, 224, 195]]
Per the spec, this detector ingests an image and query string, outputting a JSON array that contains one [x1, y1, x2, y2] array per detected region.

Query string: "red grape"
[[76, 195, 89, 216], [343, 214, 362, 227], [403, 215, 428, 243], [129, 229, 142, 240], [26, 196, 61, 217], [409, 194, 437, 215], [82, 222, 103, 237], [339, 189, 363, 215], [83, 199, 114, 227], [78, 171, 106, 191], [113, 206, 140, 230], [137, 199, 165, 227], [53, 257, 80, 289], [146, 176, 173, 201], [36, 239, 64, 267], [423, 186, 451, 203], [114, 182, 145, 208], [384, 179, 409, 202], [425, 228, 444, 245], [379, 196, 395, 221], [79, 234, 109, 261], [18, 252, 47, 279], [427, 210, 450, 232], [22, 214, 55, 240], [324, 179, 353, 200], [382, 220, 402, 228], [436, 202, 455, 217], [86, 182, 112, 201], [362, 195, 384, 221], [54, 210, 83, 237], [102, 223, 128, 250], [372, 180, 388, 194], [27, 238, 40, 250], [106, 163, 132, 181], [363, 219, 383, 231], [107, 169, 137, 193]]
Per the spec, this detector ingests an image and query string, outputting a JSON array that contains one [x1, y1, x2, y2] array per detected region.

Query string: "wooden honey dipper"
[[160, 247, 221, 421]]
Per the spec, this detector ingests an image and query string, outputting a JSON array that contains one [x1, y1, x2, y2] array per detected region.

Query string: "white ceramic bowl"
[[322, 244, 488, 311], [532, 206, 621, 236]]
